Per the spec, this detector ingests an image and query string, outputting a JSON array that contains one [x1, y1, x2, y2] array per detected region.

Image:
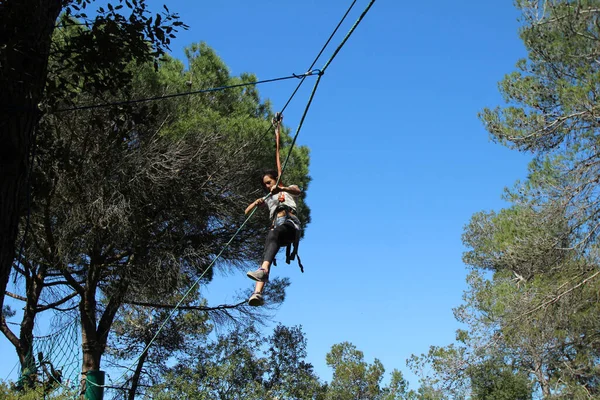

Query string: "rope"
[[103, 59, 326, 394], [274, 115, 283, 179], [5, 361, 19, 380], [232, 0, 360, 179], [274, 73, 323, 189], [54, 70, 319, 113], [321, 0, 376, 74], [279, 0, 358, 114], [86, 0, 377, 390]]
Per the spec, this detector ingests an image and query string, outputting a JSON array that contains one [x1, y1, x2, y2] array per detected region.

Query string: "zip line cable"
[[321, 0, 375, 72], [107, 69, 325, 393], [96, 0, 377, 391], [9, 0, 373, 395], [230, 0, 359, 172], [54, 70, 319, 113], [279, 0, 358, 114]]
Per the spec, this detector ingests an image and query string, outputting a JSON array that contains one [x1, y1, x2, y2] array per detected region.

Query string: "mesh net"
[[17, 317, 81, 393]]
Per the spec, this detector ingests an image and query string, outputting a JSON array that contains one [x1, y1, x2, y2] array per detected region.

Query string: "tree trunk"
[[128, 343, 149, 400], [80, 272, 129, 373], [0, 0, 62, 315], [80, 281, 101, 373], [17, 264, 47, 372], [533, 358, 550, 399]]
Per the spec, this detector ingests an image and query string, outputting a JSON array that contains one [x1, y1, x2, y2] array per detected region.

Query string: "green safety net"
[[17, 318, 81, 393]]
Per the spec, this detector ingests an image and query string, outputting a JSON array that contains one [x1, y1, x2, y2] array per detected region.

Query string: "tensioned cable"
[[279, 0, 358, 114], [106, 71, 325, 391], [321, 0, 375, 72], [231, 0, 359, 174], [272, 0, 375, 186], [54, 71, 319, 113], [88, 0, 376, 390]]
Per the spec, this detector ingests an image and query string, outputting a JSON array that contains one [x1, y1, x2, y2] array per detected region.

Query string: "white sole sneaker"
[[248, 293, 264, 306], [246, 269, 269, 282]]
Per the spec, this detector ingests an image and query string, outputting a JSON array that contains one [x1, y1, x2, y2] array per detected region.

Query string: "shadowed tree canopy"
[[0, 0, 186, 329], [1, 32, 312, 390]]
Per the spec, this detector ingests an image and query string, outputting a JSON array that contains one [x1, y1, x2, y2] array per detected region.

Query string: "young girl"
[[244, 170, 302, 306]]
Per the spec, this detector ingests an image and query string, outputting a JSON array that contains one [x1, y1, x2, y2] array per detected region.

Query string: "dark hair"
[[260, 169, 279, 189]]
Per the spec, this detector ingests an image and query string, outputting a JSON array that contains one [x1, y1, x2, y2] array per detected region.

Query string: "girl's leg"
[[251, 223, 296, 290], [254, 279, 266, 295]]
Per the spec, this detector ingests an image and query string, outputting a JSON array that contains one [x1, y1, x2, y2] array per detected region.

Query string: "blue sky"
[[1, 0, 532, 391]]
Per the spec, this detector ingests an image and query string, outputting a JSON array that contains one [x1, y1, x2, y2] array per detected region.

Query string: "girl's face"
[[262, 175, 277, 191]]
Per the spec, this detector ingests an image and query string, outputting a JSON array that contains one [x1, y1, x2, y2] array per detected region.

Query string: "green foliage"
[[265, 325, 325, 399], [468, 360, 532, 400], [148, 325, 325, 400], [0, 381, 76, 400], [413, 3, 600, 398], [479, 0, 600, 153], [325, 342, 386, 400], [46, 1, 188, 109], [381, 369, 418, 400]]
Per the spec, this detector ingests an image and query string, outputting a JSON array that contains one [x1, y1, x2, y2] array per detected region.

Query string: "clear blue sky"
[[1, 0, 532, 391]]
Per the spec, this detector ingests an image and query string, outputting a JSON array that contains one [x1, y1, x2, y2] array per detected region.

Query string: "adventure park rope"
[[78, 0, 377, 392]]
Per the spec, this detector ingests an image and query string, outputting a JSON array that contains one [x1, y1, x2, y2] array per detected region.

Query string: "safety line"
[[232, 0, 359, 173], [86, 0, 376, 390], [54, 70, 319, 113], [225, 0, 360, 188], [274, 73, 323, 189], [321, 0, 376, 74], [280, 0, 358, 114]]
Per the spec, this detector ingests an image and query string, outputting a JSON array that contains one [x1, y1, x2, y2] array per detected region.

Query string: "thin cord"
[[235, 0, 360, 165], [54, 71, 318, 113], [321, 0, 376, 74], [85, 0, 377, 389], [280, 0, 358, 114]]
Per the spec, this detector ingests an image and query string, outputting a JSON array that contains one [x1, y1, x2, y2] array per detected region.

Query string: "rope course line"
[[230, 0, 360, 176], [7, 0, 376, 396], [279, 0, 358, 114], [91, 0, 377, 391], [321, 0, 376, 73], [54, 70, 320, 113]]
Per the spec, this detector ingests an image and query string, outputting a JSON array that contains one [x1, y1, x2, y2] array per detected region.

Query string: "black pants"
[[262, 221, 298, 263]]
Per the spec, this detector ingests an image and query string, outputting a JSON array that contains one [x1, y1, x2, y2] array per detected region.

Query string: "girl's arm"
[[245, 198, 264, 215], [273, 184, 301, 196]]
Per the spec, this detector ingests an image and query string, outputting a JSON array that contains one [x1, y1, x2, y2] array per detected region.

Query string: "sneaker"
[[246, 268, 269, 282], [248, 292, 264, 307]]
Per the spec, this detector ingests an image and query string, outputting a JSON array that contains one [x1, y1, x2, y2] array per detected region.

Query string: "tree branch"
[[124, 300, 246, 312], [524, 270, 600, 316], [6, 291, 27, 302], [44, 280, 82, 287], [36, 291, 78, 312], [0, 313, 20, 349]]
